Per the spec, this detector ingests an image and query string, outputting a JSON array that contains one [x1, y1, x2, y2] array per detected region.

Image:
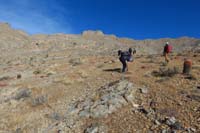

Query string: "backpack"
[[166, 45, 173, 53], [122, 51, 133, 62], [128, 56, 133, 62]]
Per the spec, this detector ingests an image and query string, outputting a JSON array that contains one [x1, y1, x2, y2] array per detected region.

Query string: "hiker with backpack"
[[118, 48, 136, 73], [163, 42, 172, 63]]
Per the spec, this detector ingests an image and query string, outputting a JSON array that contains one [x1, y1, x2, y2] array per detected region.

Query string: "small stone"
[[132, 103, 140, 108], [155, 120, 161, 125], [140, 87, 148, 94], [161, 129, 167, 133], [165, 117, 183, 130], [177, 102, 183, 106], [138, 107, 149, 115], [165, 117, 176, 126], [16, 128, 22, 133], [150, 100, 157, 110], [84, 124, 99, 133], [187, 127, 196, 132], [190, 128, 196, 132], [108, 60, 113, 64], [79, 109, 90, 118], [171, 130, 177, 133], [170, 122, 183, 130], [57, 130, 62, 133], [144, 72, 152, 77], [150, 125, 158, 130]]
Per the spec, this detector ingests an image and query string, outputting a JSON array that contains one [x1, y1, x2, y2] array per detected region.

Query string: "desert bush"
[[17, 74, 22, 79], [147, 55, 154, 59], [161, 62, 168, 66], [152, 67, 179, 77], [48, 112, 63, 121], [176, 53, 184, 56], [32, 95, 47, 106], [0, 76, 10, 81], [15, 89, 32, 100], [69, 58, 82, 66], [33, 70, 42, 75]]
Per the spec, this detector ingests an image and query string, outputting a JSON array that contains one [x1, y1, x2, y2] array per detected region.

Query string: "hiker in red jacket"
[[163, 42, 172, 63]]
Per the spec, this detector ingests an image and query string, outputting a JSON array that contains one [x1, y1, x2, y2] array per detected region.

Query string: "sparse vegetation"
[[33, 69, 42, 75], [69, 58, 82, 66], [32, 95, 48, 106], [0, 76, 10, 81], [0, 23, 199, 132], [14, 89, 32, 100], [152, 67, 179, 77]]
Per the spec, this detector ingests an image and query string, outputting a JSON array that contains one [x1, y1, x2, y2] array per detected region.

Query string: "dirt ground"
[[0, 47, 199, 133]]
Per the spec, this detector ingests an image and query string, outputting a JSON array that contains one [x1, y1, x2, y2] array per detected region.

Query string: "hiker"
[[163, 42, 172, 63], [118, 48, 136, 73]]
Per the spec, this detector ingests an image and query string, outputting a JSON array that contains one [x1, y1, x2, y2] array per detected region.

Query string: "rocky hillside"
[[0, 22, 199, 133], [0, 23, 29, 49], [1, 22, 200, 55]]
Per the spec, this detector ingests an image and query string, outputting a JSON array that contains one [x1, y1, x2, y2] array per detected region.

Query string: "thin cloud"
[[0, 0, 72, 34]]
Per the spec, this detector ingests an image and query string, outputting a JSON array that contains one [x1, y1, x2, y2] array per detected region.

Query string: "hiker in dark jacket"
[[118, 48, 136, 73], [163, 42, 170, 63]]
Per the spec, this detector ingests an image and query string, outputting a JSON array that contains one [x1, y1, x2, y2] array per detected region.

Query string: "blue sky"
[[0, 0, 199, 39]]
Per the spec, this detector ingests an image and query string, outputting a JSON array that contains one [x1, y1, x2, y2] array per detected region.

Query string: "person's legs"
[[126, 63, 128, 71], [165, 53, 169, 63], [120, 58, 127, 72], [123, 61, 127, 72]]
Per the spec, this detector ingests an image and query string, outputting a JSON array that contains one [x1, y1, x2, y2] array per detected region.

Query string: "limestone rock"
[[67, 80, 136, 118]]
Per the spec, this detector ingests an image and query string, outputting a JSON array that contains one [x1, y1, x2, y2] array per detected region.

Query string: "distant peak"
[[0, 22, 11, 29], [82, 30, 104, 37]]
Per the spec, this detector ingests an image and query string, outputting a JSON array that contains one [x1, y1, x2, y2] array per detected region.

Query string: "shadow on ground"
[[103, 68, 121, 73]]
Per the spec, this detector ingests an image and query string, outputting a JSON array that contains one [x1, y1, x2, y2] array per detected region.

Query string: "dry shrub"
[[152, 67, 179, 77], [32, 95, 48, 106], [15, 89, 32, 100]]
